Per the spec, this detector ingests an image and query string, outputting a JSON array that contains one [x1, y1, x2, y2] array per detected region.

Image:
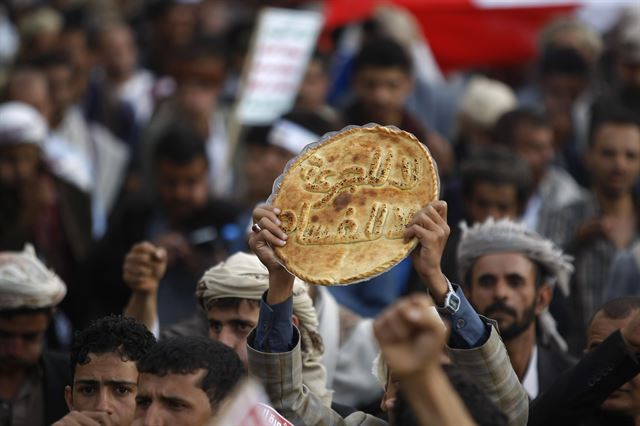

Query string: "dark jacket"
[[529, 330, 639, 426], [86, 197, 241, 320], [42, 350, 71, 425], [537, 344, 578, 395]]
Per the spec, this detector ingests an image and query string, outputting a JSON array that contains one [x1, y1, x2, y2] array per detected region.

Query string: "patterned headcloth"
[[196, 252, 323, 354], [457, 218, 573, 296], [0, 245, 66, 310], [457, 218, 574, 352]]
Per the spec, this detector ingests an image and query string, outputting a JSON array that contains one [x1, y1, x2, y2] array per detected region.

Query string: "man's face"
[[514, 125, 555, 184], [465, 182, 520, 224], [353, 67, 412, 123], [587, 311, 640, 416], [296, 59, 329, 110], [541, 74, 588, 114], [0, 312, 49, 371], [156, 157, 209, 221], [244, 144, 273, 202], [617, 60, 640, 92], [46, 64, 75, 124], [0, 144, 41, 188], [586, 123, 640, 197], [100, 26, 137, 79], [134, 371, 212, 426], [469, 253, 549, 340], [65, 352, 139, 425], [207, 300, 259, 366], [263, 146, 295, 186]]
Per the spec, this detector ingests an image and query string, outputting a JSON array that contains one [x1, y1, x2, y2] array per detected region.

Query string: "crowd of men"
[[0, 0, 640, 425]]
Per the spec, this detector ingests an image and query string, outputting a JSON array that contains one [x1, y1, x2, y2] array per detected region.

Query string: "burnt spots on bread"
[[333, 192, 352, 212], [311, 215, 319, 223]]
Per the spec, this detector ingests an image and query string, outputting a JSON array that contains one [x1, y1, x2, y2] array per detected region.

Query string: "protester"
[[89, 122, 239, 324], [0, 245, 68, 425], [530, 297, 640, 425], [342, 35, 454, 178], [0, 101, 92, 329], [248, 201, 528, 426], [457, 218, 576, 399], [441, 147, 532, 282], [53, 315, 156, 426], [492, 107, 584, 232], [133, 336, 244, 426], [543, 107, 640, 354]]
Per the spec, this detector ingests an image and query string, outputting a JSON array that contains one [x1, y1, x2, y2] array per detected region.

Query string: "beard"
[[483, 299, 537, 340]]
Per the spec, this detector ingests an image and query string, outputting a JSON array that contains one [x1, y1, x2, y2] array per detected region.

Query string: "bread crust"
[[270, 125, 439, 285]]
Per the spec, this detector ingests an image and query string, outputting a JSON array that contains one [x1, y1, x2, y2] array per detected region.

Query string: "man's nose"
[[95, 388, 113, 413], [217, 326, 239, 349], [142, 404, 163, 426]]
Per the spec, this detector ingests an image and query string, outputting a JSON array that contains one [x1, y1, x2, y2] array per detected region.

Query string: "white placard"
[[235, 8, 324, 125]]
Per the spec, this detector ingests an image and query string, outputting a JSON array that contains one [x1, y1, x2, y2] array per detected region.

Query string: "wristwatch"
[[434, 277, 461, 315]]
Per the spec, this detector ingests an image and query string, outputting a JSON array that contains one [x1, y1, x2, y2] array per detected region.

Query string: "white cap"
[[267, 119, 320, 155], [0, 102, 47, 147], [459, 76, 517, 128]]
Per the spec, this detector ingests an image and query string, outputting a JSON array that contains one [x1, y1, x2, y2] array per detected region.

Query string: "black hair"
[[460, 147, 533, 213], [29, 51, 74, 70], [153, 123, 208, 166], [0, 306, 53, 319], [589, 105, 640, 147], [243, 125, 271, 147], [354, 36, 412, 75], [70, 315, 156, 380], [392, 364, 509, 426], [492, 107, 550, 148], [595, 296, 640, 321], [137, 336, 245, 408], [538, 46, 590, 78]]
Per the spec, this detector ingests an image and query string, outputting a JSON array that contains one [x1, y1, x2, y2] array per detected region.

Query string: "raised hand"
[[122, 242, 167, 295], [374, 293, 446, 378], [52, 410, 112, 426]]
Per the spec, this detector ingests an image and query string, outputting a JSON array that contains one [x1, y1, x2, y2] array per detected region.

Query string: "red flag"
[[325, 0, 578, 71]]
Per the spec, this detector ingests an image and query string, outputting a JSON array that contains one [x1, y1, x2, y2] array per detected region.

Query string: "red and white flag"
[[324, 0, 637, 72]]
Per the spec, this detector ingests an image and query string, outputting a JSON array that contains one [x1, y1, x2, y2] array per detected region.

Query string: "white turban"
[[196, 252, 321, 351], [0, 244, 66, 310], [459, 76, 517, 128], [0, 102, 48, 147]]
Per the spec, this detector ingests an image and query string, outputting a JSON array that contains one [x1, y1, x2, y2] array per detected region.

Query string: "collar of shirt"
[[522, 344, 539, 400]]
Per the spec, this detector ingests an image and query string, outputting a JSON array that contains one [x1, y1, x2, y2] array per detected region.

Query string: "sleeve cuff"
[[444, 284, 490, 349], [254, 291, 294, 353]]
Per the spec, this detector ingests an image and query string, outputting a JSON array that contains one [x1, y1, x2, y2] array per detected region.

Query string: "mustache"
[[483, 300, 518, 319]]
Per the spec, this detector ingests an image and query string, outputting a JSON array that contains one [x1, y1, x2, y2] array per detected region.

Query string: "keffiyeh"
[[0, 244, 66, 310]]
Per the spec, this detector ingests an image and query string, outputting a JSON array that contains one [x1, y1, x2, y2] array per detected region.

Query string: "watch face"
[[450, 294, 461, 311]]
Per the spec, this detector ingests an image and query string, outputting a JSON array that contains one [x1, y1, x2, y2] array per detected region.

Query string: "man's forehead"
[[74, 352, 138, 380], [207, 301, 260, 319], [138, 370, 206, 394], [473, 252, 535, 274]]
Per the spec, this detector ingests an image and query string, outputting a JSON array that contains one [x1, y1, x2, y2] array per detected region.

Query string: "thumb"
[[153, 247, 167, 262]]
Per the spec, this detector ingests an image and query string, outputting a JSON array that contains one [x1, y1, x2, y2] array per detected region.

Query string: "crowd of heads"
[[0, 0, 640, 425]]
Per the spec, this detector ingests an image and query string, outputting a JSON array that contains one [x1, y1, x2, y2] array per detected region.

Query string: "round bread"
[[269, 124, 439, 285]]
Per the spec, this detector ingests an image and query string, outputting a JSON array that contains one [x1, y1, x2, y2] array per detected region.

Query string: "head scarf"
[[457, 218, 574, 351], [457, 218, 573, 295], [0, 244, 66, 310], [0, 102, 47, 147], [196, 252, 324, 355]]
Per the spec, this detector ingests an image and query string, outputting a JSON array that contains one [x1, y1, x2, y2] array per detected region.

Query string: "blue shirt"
[[254, 283, 489, 352]]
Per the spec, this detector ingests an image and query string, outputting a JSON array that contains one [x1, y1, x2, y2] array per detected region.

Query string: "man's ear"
[[64, 385, 73, 411], [535, 284, 553, 315], [292, 314, 300, 328]]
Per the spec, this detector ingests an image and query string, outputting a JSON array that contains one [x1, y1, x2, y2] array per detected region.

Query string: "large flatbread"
[[269, 124, 439, 285]]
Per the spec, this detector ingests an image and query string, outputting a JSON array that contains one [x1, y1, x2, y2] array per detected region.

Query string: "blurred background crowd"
[[0, 0, 639, 415]]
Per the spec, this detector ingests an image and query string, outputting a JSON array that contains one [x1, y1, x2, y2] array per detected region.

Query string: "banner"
[[235, 8, 324, 125]]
